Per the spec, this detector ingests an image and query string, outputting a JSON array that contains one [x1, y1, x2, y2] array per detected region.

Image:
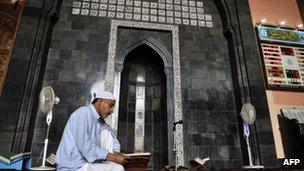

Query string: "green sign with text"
[[258, 26, 304, 45]]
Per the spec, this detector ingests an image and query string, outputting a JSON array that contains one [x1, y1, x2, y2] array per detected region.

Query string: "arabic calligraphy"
[[267, 29, 299, 42]]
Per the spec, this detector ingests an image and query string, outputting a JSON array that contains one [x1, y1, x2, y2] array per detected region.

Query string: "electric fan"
[[31, 86, 59, 170], [240, 103, 264, 169]]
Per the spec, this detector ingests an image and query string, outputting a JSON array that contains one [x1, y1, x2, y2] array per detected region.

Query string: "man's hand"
[[106, 153, 125, 164]]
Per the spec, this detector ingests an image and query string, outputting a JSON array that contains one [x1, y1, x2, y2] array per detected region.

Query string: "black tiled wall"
[[0, 0, 277, 169]]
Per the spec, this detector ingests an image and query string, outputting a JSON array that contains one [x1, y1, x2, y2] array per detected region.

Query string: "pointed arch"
[[106, 20, 184, 165], [116, 37, 172, 74]]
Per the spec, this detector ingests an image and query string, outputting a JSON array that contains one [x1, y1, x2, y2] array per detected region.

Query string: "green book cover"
[[0, 151, 31, 164]]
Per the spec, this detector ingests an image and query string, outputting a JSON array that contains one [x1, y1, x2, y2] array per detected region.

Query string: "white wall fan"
[[240, 103, 264, 169], [31, 86, 59, 170]]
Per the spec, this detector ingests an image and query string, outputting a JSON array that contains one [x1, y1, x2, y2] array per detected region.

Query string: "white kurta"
[[78, 129, 124, 171]]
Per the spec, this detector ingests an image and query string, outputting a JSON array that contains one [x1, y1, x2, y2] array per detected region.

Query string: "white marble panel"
[[167, 17, 174, 23], [158, 9, 166, 16], [134, 0, 141, 6], [189, 6, 196, 12], [81, 9, 89, 15], [174, 11, 181, 17], [134, 7, 141, 13], [189, 13, 196, 19], [143, 2, 149, 7], [142, 14, 149, 21], [72, 8, 81, 15], [72, 0, 213, 30], [197, 13, 204, 20], [174, 5, 181, 11], [206, 21, 213, 27], [108, 5, 116, 11], [92, 3, 100, 9], [133, 14, 141, 20], [197, 7, 204, 13], [175, 18, 181, 24], [117, 0, 124, 5], [116, 12, 124, 18], [99, 10, 107, 17], [73, 1, 81, 7], [125, 6, 133, 12], [99, 4, 107, 10], [117, 5, 124, 11], [150, 2, 157, 8], [82, 2, 90, 8], [126, 0, 133, 5], [190, 19, 197, 26], [90, 10, 98, 16], [166, 4, 173, 10], [198, 20, 205, 26], [174, 0, 180, 4], [182, 12, 189, 18], [125, 13, 132, 19], [205, 14, 212, 21], [142, 8, 149, 14], [167, 11, 173, 16], [108, 11, 116, 17], [158, 3, 165, 9], [189, 0, 195, 6], [182, 18, 189, 25], [150, 15, 157, 21], [182, 6, 188, 12], [109, 0, 117, 4], [197, 1, 203, 7], [150, 9, 157, 15], [158, 16, 166, 23]]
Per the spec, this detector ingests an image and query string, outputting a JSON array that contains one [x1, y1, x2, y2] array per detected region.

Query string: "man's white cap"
[[93, 91, 116, 100]]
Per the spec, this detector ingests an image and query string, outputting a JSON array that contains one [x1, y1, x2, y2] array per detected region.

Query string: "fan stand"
[[31, 111, 56, 171], [242, 124, 264, 169]]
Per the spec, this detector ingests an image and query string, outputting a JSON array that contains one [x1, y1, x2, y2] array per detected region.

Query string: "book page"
[[194, 157, 209, 165], [124, 152, 151, 157], [0, 152, 31, 161], [10, 152, 31, 160]]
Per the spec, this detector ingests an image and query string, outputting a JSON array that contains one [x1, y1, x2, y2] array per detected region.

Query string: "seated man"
[[56, 91, 125, 171]]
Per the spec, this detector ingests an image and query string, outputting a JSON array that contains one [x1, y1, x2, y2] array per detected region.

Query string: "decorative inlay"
[[0, 28, 13, 94], [72, 0, 213, 27], [105, 19, 185, 166], [0, 14, 17, 32]]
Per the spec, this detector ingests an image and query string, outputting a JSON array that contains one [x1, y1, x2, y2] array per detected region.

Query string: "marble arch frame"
[[105, 19, 184, 166], [115, 37, 172, 70]]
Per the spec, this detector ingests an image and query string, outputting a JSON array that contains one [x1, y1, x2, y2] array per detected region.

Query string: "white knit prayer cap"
[[93, 91, 115, 100]]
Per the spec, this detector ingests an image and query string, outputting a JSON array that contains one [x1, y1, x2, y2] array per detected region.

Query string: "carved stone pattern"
[[106, 19, 184, 165], [0, 13, 17, 32], [0, 28, 13, 49], [0, 24, 14, 93], [0, 50, 9, 93], [0, 4, 22, 94]]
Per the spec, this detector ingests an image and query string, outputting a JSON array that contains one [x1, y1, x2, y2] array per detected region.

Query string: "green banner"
[[257, 26, 304, 45]]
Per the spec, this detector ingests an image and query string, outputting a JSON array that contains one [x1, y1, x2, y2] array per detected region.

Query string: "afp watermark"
[[278, 158, 304, 168]]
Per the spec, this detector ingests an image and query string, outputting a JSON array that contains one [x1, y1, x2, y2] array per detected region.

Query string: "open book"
[[123, 152, 151, 168], [124, 152, 151, 157], [193, 157, 210, 166], [46, 153, 56, 165], [0, 152, 31, 164]]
